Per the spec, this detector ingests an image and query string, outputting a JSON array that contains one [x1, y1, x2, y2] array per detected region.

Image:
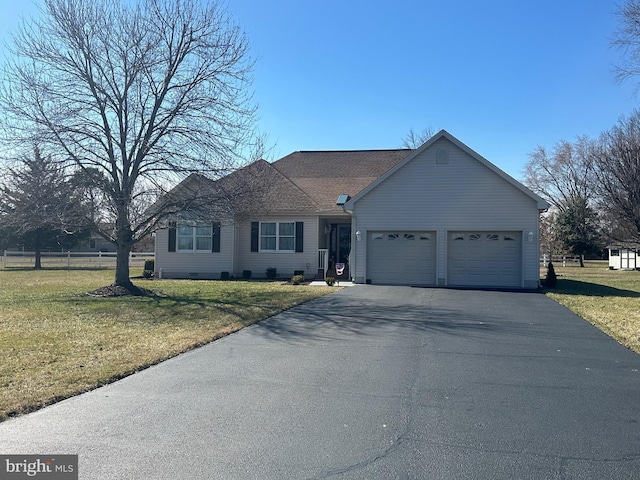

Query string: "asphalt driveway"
[[1, 286, 640, 479]]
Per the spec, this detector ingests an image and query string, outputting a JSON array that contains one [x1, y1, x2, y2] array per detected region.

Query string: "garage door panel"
[[367, 231, 436, 285], [448, 232, 522, 287]]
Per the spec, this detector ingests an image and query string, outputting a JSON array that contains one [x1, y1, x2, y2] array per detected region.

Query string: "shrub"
[[325, 277, 335, 286], [220, 271, 230, 281], [242, 270, 252, 280], [266, 267, 277, 280], [142, 259, 155, 278], [291, 274, 305, 285], [545, 262, 557, 288]]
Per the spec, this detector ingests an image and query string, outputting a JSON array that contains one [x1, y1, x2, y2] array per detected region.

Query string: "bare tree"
[[523, 137, 596, 212], [524, 137, 601, 266], [0, 0, 259, 292], [402, 127, 436, 149], [613, 0, 640, 92], [591, 111, 640, 243]]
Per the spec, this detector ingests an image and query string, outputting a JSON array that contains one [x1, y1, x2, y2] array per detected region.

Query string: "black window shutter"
[[168, 228, 176, 252], [295, 222, 304, 252], [251, 222, 259, 252], [212, 223, 221, 252]]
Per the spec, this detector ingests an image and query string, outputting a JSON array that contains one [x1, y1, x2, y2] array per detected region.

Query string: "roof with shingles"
[[270, 149, 413, 212], [167, 149, 414, 217]]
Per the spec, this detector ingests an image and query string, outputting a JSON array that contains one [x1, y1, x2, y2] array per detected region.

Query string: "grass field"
[[0, 269, 334, 421], [543, 260, 640, 355]]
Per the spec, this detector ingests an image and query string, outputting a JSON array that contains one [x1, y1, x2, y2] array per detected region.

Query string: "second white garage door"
[[447, 231, 522, 287], [367, 231, 436, 285]]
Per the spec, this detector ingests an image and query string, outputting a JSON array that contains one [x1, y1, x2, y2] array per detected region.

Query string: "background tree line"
[[524, 112, 640, 264], [524, 0, 640, 265]]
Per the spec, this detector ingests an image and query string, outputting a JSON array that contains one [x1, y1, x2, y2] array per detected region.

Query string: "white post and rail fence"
[[1, 250, 154, 269], [540, 254, 581, 267]]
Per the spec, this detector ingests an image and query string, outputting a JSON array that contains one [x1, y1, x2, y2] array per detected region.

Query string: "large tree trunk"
[[114, 241, 133, 287], [113, 214, 134, 288]]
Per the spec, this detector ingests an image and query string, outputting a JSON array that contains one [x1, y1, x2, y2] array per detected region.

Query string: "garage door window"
[[504, 234, 516, 241], [453, 233, 464, 241], [388, 233, 399, 240], [487, 234, 499, 241], [470, 233, 481, 241], [420, 234, 431, 240], [372, 233, 383, 240], [404, 234, 415, 240]]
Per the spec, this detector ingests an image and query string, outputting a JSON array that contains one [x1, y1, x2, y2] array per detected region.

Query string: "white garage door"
[[448, 232, 522, 287], [367, 231, 436, 285]]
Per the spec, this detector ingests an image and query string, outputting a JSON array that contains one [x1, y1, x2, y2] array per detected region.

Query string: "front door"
[[329, 224, 351, 276], [337, 225, 351, 266]]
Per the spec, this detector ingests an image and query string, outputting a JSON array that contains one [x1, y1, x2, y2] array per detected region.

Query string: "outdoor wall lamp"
[[355, 231, 362, 241], [527, 231, 534, 243]]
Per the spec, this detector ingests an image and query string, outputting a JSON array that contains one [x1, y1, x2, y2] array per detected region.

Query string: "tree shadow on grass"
[[251, 294, 508, 343], [553, 279, 640, 298]]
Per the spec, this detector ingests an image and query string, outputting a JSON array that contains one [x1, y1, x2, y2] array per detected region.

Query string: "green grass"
[[0, 269, 334, 421], [543, 260, 640, 355]]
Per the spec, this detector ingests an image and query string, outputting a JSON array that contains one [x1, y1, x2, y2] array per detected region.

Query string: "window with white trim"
[[178, 225, 212, 252], [260, 222, 295, 252]]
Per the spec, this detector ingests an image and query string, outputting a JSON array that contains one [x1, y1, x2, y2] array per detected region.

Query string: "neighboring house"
[[154, 130, 549, 289], [608, 245, 639, 270], [75, 229, 154, 253], [76, 233, 115, 252]]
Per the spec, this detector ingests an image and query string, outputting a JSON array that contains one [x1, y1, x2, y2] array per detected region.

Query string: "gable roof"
[[271, 149, 412, 212], [343, 130, 550, 211]]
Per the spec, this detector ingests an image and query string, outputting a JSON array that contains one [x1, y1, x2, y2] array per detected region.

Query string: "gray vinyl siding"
[[154, 226, 233, 279], [351, 138, 541, 288], [235, 217, 319, 279]]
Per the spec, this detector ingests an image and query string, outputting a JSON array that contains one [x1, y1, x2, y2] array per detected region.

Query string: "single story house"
[[607, 245, 639, 270], [154, 130, 549, 289]]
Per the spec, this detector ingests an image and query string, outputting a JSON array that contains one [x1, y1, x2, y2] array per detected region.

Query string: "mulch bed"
[[88, 284, 153, 297]]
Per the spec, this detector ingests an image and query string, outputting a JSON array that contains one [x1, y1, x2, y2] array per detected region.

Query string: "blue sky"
[[1, 1, 637, 179]]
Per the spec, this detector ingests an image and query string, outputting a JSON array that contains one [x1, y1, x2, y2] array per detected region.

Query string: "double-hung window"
[[178, 225, 212, 252], [261, 222, 295, 252]]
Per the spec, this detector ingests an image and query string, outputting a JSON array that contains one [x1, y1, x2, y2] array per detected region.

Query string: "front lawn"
[[0, 269, 334, 421], [543, 260, 640, 355]]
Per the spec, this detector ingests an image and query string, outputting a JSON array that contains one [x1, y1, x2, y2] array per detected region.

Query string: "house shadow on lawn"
[[554, 279, 640, 298]]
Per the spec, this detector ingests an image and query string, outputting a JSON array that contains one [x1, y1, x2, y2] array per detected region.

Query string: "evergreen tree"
[[0, 148, 87, 268], [553, 197, 603, 266]]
